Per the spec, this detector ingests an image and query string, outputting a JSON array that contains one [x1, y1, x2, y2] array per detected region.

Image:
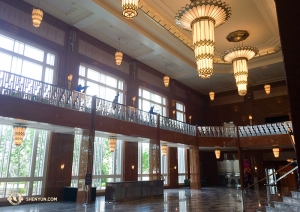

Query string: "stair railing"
[[241, 160, 298, 212]]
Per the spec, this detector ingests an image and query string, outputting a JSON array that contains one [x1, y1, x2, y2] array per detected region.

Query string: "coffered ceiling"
[[24, 0, 286, 95]]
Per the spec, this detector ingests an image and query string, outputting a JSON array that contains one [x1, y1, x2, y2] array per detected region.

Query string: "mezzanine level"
[[0, 70, 295, 149]]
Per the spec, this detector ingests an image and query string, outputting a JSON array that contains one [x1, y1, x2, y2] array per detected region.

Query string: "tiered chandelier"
[[176, 0, 231, 79], [108, 137, 117, 152], [209, 92, 215, 101], [272, 147, 279, 158], [221, 31, 259, 96], [122, 0, 139, 19], [161, 145, 167, 156], [32, 8, 43, 28], [13, 125, 27, 146], [163, 65, 170, 87], [215, 149, 220, 159], [264, 84, 271, 94], [115, 38, 123, 65]]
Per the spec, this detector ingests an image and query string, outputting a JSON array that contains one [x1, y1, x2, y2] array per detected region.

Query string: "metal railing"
[[241, 160, 298, 211], [198, 126, 237, 137], [238, 122, 293, 137], [0, 70, 196, 136]]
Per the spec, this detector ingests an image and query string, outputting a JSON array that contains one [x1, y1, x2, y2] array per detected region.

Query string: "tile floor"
[[0, 187, 283, 212]]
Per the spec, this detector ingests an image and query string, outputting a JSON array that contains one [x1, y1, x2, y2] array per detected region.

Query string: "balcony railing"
[[198, 126, 237, 137], [0, 70, 195, 136], [238, 122, 293, 137]]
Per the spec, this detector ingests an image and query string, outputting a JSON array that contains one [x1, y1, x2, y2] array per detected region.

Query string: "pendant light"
[[163, 65, 170, 87], [32, 0, 43, 28], [13, 125, 27, 146], [115, 38, 123, 65]]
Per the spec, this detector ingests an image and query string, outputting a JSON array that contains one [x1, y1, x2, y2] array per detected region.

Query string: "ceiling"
[[24, 0, 286, 95]]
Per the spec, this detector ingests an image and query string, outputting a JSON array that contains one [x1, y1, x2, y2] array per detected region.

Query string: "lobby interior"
[[0, 0, 300, 211]]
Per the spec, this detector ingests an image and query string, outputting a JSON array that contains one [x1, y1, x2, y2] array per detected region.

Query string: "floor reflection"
[[0, 187, 282, 212]]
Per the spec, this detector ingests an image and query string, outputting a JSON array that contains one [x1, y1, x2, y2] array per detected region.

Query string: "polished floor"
[[0, 187, 283, 212]]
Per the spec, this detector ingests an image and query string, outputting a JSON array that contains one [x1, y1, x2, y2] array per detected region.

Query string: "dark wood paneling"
[[123, 141, 138, 181], [45, 133, 74, 200], [168, 147, 178, 188], [200, 151, 218, 186], [239, 134, 292, 147]]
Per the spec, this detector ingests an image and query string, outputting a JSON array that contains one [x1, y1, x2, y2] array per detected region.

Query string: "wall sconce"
[[132, 96, 136, 107], [174, 166, 177, 170], [254, 166, 257, 173], [234, 105, 238, 112], [172, 100, 176, 107], [189, 116, 192, 124], [173, 110, 176, 119], [249, 115, 253, 125], [67, 74, 73, 89], [131, 165, 134, 169], [61, 164, 65, 170], [215, 149, 221, 159], [272, 147, 280, 158]]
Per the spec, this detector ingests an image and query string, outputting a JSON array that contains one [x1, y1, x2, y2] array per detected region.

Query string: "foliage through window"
[[0, 125, 49, 198], [138, 142, 150, 181], [71, 135, 122, 190]]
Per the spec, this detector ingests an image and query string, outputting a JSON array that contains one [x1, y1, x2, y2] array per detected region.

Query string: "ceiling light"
[[264, 84, 271, 94], [176, 0, 231, 79], [13, 125, 27, 146], [163, 76, 170, 87], [215, 149, 221, 159], [122, 0, 139, 19], [209, 92, 215, 101], [163, 65, 170, 87], [221, 31, 258, 96], [115, 38, 123, 65], [32, 8, 43, 28], [272, 147, 279, 158], [108, 137, 117, 152], [161, 145, 167, 156]]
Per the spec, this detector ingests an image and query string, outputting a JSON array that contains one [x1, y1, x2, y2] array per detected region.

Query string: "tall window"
[[0, 31, 56, 84], [138, 142, 150, 181], [0, 125, 50, 199], [138, 88, 167, 116], [78, 64, 125, 103], [178, 147, 187, 184], [160, 145, 168, 185], [176, 102, 186, 122], [71, 135, 123, 190]]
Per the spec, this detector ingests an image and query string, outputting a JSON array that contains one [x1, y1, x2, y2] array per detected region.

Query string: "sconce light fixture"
[[61, 164, 65, 170], [173, 110, 176, 119], [209, 91, 215, 101], [131, 165, 134, 169], [132, 96, 136, 107], [174, 166, 177, 170], [189, 116, 192, 124], [272, 147, 280, 158], [249, 115, 253, 125], [67, 74, 73, 89], [234, 105, 238, 112]]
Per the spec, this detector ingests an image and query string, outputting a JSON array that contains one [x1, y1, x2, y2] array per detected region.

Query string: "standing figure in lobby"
[[244, 171, 253, 189], [112, 92, 119, 110]]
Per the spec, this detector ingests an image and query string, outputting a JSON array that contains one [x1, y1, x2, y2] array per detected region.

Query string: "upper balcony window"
[[79, 64, 125, 104], [138, 88, 167, 116], [0, 32, 56, 84], [176, 101, 186, 122]]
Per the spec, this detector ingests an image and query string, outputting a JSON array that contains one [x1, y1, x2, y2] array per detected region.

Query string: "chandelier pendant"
[[32, 8, 43, 28], [176, 0, 232, 79], [122, 0, 139, 19], [221, 31, 259, 96]]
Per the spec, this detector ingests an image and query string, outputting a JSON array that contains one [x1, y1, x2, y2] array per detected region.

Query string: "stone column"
[[76, 96, 96, 204], [189, 146, 201, 189], [274, 0, 300, 180]]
